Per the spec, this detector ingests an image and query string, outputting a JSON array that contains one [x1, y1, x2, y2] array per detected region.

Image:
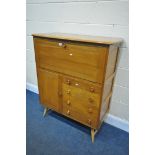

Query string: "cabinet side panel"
[[100, 45, 119, 121], [33, 37, 41, 89]]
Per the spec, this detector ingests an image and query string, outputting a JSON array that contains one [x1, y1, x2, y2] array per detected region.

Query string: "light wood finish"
[[91, 129, 98, 143], [34, 38, 108, 83], [37, 69, 60, 112], [105, 46, 118, 80], [32, 32, 123, 45], [33, 33, 122, 143], [63, 106, 98, 128], [62, 76, 102, 94], [43, 107, 48, 117], [100, 45, 119, 122]]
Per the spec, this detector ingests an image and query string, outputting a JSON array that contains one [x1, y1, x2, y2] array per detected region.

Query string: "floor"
[[26, 90, 129, 155]]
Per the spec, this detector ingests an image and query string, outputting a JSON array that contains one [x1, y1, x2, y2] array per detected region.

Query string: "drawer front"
[[63, 76, 102, 94], [63, 106, 98, 129], [34, 38, 108, 83]]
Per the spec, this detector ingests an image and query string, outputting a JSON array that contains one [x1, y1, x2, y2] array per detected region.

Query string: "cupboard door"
[[37, 69, 59, 111], [34, 38, 108, 83]]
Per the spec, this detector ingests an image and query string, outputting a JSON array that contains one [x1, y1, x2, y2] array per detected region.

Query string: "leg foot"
[[43, 107, 48, 117], [91, 129, 95, 143], [91, 128, 98, 143]]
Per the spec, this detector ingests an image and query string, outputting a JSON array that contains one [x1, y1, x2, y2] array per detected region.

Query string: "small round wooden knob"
[[88, 98, 94, 103], [90, 87, 95, 92], [67, 90, 71, 95], [88, 119, 91, 125], [67, 100, 71, 105], [88, 108, 93, 113], [66, 80, 71, 85], [67, 110, 70, 115]]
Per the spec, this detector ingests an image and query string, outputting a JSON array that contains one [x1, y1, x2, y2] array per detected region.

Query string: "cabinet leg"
[[43, 107, 48, 117], [91, 129, 95, 143], [91, 128, 98, 143]]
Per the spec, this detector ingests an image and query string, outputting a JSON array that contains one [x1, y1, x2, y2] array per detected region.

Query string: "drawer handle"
[[67, 90, 71, 95], [69, 53, 73, 56], [67, 100, 71, 105], [88, 98, 94, 103], [88, 108, 93, 113], [66, 80, 71, 85], [67, 110, 70, 115], [58, 42, 66, 48], [88, 119, 92, 125], [90, 87, 95, 92]]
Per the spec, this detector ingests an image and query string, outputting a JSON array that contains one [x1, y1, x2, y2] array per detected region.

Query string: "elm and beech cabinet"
[[32, 33, 122, 143]]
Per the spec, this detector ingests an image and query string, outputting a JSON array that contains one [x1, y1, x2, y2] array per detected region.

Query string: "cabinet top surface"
[[32, 32, 123, 45]]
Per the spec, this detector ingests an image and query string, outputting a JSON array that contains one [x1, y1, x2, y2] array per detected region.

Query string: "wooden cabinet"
[[33, 33, 122, 143]]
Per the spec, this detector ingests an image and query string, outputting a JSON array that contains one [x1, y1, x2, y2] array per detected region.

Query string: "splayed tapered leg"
[[43, 107, 48, 117]]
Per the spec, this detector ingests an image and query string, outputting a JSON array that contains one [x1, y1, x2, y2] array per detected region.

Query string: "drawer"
[[34, 38, 108, 83], [63, 76, 102, 94], [63, 98, 99, 116], [63, 106, 98, 129], [63, 101, 98, 121]]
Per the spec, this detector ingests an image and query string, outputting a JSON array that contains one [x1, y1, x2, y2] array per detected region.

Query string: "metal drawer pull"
[[69, 53, 73, 56], [58, 42, 66, 48], [58, 42, 63, 46]]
